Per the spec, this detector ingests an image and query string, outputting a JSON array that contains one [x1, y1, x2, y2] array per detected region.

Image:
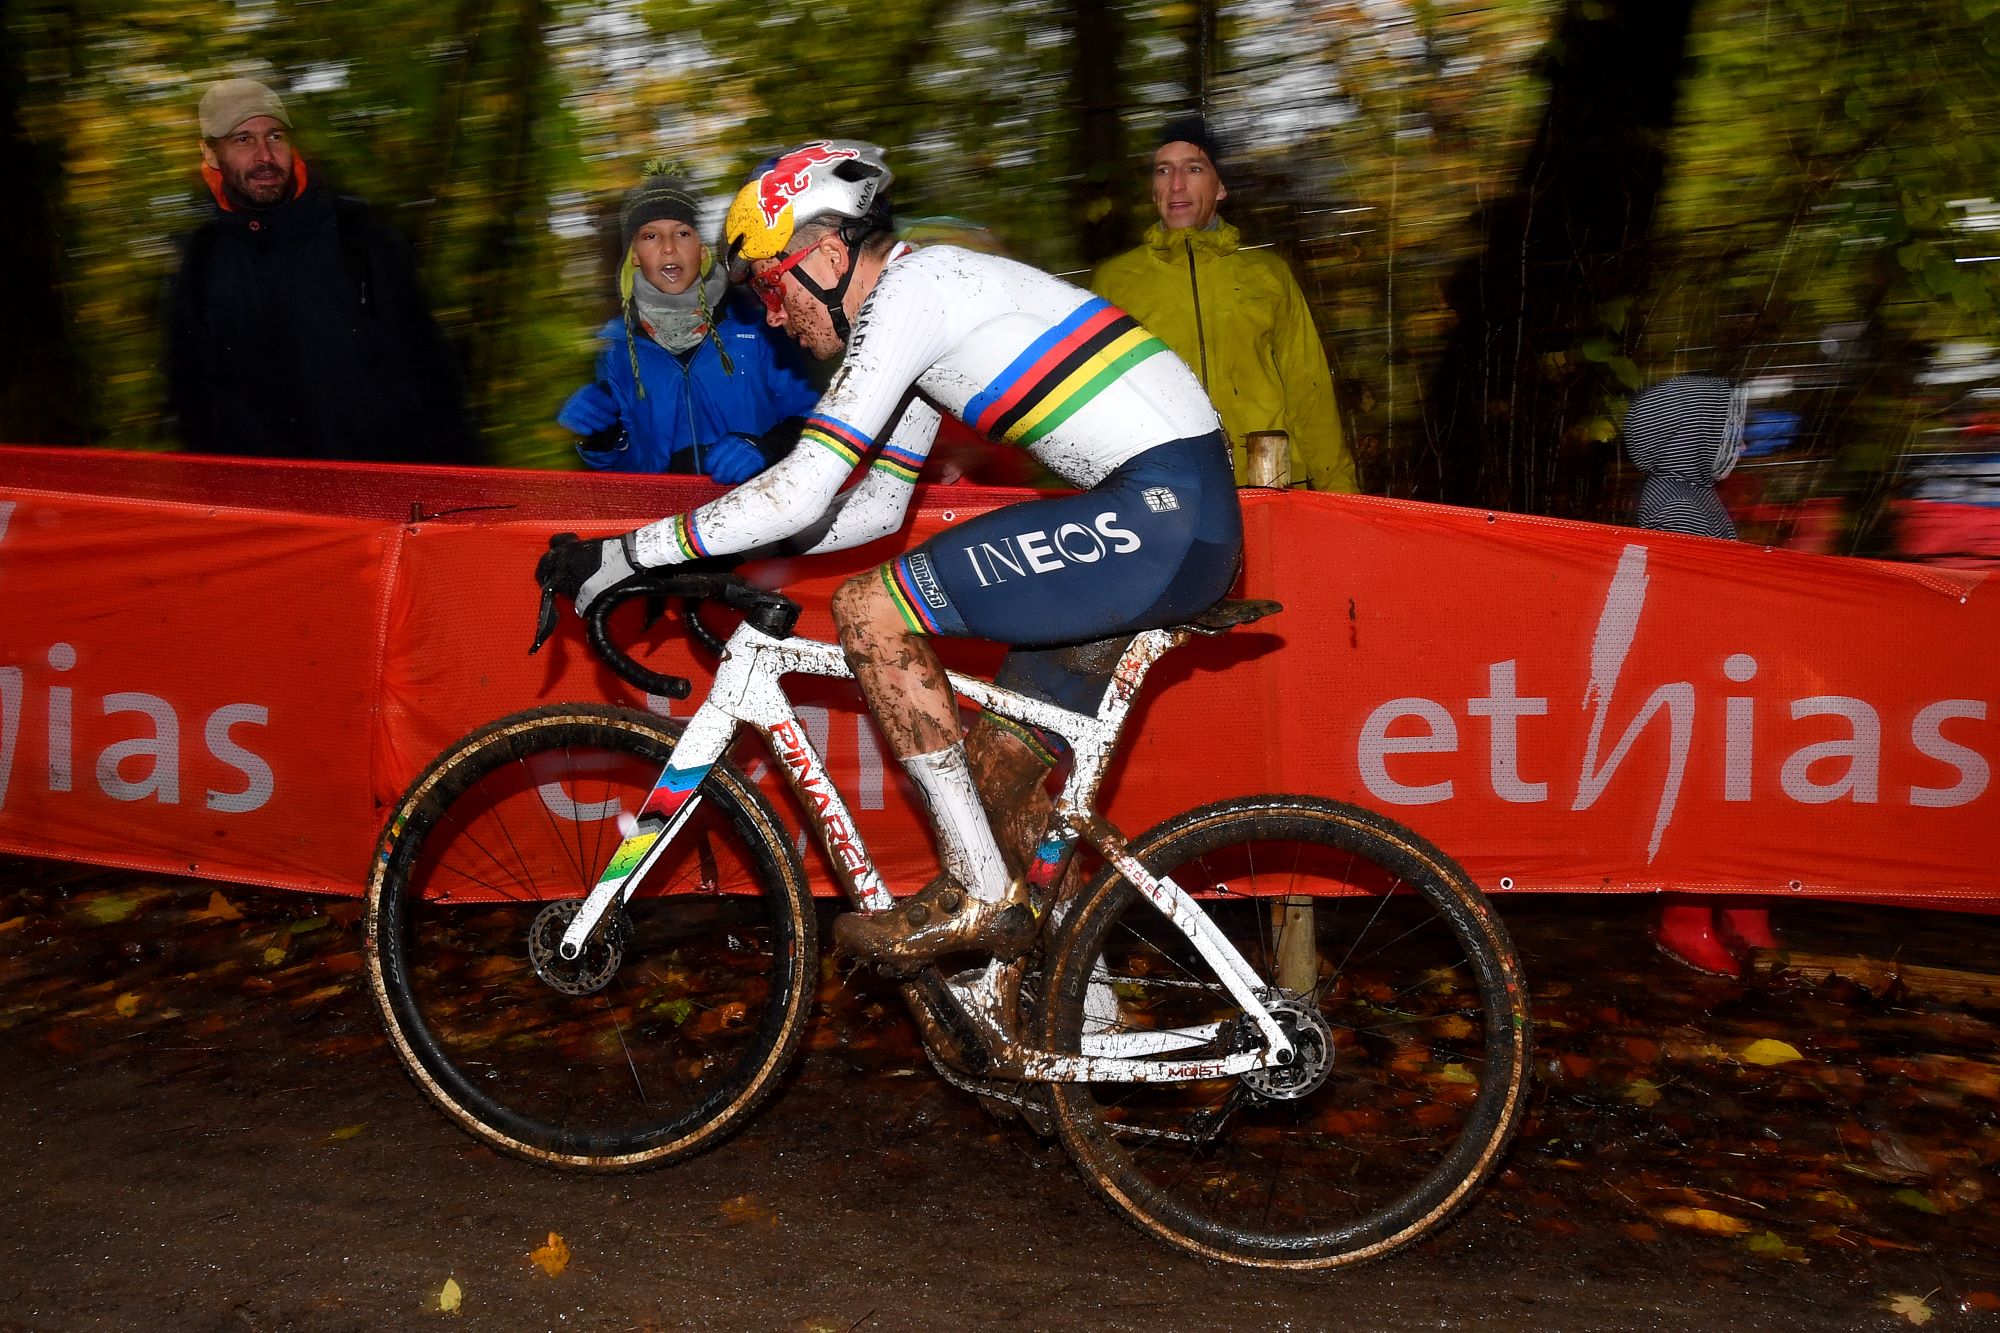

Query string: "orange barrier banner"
[[1, 445, 1993, 905]]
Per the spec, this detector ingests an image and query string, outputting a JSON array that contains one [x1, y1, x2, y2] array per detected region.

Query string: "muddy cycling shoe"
[[833, 874, 1038, 977]]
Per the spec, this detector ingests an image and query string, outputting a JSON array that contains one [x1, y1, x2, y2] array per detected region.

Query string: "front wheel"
[[365, 704, 816, 1170], [1039, 796, 1530, 1269]]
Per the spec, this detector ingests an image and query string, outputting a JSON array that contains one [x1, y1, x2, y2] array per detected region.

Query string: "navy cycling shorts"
[[881, 432, 1242, 713]]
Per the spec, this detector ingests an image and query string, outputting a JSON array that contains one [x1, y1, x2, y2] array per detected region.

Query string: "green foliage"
[[7, 0, 1997, 518]]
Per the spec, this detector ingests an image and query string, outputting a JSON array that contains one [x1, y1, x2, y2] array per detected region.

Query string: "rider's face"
[[753, 239, 848, 361]]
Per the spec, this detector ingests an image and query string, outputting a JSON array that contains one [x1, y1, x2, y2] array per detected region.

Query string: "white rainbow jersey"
[[631, 244, 1221, 568]]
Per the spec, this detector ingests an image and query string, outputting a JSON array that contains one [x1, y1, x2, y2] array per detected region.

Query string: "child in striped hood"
[[1621, 373, 1779, 977]]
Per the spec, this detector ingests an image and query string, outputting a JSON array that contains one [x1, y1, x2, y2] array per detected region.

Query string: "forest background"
[[3, 0, 1998, 538]]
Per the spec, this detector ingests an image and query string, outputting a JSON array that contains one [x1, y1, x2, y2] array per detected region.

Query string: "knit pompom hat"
[[620, 159, 702, 250]]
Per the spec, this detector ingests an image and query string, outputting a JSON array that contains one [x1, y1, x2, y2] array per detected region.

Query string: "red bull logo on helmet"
[[756, 141, 860, 227]]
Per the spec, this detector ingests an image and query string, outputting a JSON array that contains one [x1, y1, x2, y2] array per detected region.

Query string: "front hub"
[[526, 900, 630, 997]]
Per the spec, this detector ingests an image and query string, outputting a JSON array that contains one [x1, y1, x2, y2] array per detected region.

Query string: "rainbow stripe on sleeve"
[[870, 438, 927, 484], [668, 513, 711, 561], [800, 414, 870, 468], [963, 298, 1167, 446]]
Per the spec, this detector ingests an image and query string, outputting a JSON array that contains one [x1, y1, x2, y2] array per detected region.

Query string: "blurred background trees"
[[3, 0, 1997, 540]]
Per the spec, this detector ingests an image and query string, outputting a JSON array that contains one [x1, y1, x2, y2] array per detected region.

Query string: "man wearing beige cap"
[[166, 78, 480, 464]]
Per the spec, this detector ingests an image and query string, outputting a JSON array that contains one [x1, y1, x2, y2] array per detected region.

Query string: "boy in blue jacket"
[[558, 162, 818, 479]]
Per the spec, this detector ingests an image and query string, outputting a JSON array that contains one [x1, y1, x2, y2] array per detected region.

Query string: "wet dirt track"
[[2, 860, 1997, 1332]]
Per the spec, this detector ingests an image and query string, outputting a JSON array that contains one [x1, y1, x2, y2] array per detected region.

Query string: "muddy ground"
[[2, 860, 1997, 1332]]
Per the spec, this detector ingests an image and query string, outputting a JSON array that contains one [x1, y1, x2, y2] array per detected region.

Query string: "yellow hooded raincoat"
[[1092, 220, 1356, 493]]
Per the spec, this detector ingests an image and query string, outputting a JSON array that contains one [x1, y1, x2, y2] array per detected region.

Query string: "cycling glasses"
[[747, 245, 818, 316]]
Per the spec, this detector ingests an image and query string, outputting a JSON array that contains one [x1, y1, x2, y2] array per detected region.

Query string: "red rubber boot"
[[1717, 906, 1779, 950], [1655, 902, 1744, 978]]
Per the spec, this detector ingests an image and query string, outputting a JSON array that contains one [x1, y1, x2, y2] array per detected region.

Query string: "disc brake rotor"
[[1238, 992, 1335, 1101], [526, 900, 631, 997]]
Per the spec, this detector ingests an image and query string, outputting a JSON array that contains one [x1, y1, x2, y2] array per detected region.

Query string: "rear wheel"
[[365, 704, 815, 1169], [1040, 796, 1530, 1269]]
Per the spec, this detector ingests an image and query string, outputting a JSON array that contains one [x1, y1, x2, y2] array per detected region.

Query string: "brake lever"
[[530, 583, 560, 655]]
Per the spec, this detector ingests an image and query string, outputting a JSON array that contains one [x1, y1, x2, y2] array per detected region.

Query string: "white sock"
[[902, 744, 1011, 903]]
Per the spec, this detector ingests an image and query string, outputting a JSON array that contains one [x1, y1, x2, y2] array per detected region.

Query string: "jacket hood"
[[1143, 218, 1242, 261], [1623, 373, 1746, 484]]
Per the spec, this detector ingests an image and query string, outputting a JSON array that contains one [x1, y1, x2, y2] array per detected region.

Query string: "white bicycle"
[[363, 564, 1531, 1270]]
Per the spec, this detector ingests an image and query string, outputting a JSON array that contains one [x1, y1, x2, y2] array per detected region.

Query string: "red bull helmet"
[[723, 139, 892, 269]]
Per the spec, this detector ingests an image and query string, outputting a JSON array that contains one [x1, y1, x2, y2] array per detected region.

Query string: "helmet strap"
[[790, 236, 858, 344]]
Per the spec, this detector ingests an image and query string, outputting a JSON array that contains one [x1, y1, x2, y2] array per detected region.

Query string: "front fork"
[[554, 704, 739, 962]]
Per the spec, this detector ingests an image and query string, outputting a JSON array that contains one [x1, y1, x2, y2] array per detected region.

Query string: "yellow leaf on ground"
[[1744, 1230, 1808, 1263], [529, 1232, 570, 1277], [190, 891, 242, 922], [1739, 1038, 1803, 1066], [1625, 1078, 1661, 1107], [438, 1277, 462, 1314], [328, 1124, 366, 1141], [114, 993, 141, 1018], [720, 1195, 777, 1227], [1658, 1206, 1752, 1235], [1887, 1293, 1935, 1325], [262, 945, 287, 966]]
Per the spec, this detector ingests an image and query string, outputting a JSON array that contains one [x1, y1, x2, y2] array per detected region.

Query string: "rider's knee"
[[831, 569, 893, 631]]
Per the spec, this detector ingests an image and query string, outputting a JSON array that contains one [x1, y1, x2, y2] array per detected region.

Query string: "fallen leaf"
[[1743, 1230, 1808, 1263], [113, 992, 141, 1018], [1624, 1077, 1661, 1107], [288, 915, 330, 936], [529, 1232, 569, 1278], [1435, 1062, 1477, 1085], [0, 916, 28, 934], [82, 893, 144, 925], [262, 945, 287, 966], [328, 1124, 366, 1142], [1887, 1293, 1934, 1325], [438, 1277, 462, 1314], [1892, 1187, 1941, 1215], [1961, 1292, 2000, 1313], [1738, 1038, 1803, 1066], [719, 1195, 776, 1227], [1658, 1206, 1753, 1236], [190, 891, 242, 923]]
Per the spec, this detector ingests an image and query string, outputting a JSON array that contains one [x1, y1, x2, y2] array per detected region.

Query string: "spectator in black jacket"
[[166, 78, 481, 465]]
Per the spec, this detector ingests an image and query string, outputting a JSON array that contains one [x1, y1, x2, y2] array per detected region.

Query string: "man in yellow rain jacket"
[[1091, 116, 1357, 493]]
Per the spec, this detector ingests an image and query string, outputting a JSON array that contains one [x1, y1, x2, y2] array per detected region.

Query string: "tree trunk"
[[458, 0, 550, 404], [0, 2, 89, 444], [1064, 0, 1130, 268], [1420, 0, 1699, 517]]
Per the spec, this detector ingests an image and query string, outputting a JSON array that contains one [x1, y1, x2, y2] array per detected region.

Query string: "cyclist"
[[540, 139, 1242, 973]]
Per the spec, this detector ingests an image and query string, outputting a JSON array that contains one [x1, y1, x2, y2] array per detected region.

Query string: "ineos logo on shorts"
[[963, 510, 1141, 588]]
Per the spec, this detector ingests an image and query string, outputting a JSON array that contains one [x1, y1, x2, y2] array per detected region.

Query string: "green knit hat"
[[619, 159, 702, 250]]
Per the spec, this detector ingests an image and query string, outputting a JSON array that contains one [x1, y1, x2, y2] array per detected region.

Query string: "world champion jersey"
[[630, 244, 1223, 570]]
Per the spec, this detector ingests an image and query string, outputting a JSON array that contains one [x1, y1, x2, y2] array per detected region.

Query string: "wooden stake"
[[1239, 430, 1319, 995]]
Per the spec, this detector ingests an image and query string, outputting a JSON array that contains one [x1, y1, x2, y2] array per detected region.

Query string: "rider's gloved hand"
[[536, 531, 644, 617], [703, 434, 768, 486], [557, 383, 619, 437]]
